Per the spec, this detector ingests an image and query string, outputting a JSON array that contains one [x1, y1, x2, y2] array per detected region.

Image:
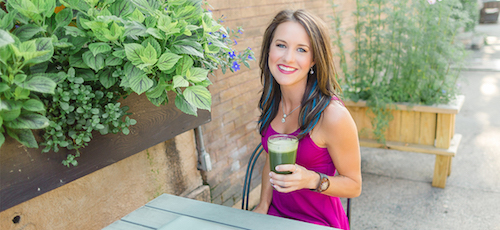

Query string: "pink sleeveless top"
[[261, 98, 349, 230]]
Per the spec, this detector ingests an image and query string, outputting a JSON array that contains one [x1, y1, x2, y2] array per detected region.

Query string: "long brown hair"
[[258, 9, 342, 139]]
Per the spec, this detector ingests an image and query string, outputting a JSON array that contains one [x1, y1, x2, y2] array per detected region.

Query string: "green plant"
[[0, 0, 254, 166], [332, 0, 470, 142], [0, 30, 57, 148]]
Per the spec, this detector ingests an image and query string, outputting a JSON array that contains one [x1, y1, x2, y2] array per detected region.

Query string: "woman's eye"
[[298, 48, 306, 52], [277, 44, 286, 48]]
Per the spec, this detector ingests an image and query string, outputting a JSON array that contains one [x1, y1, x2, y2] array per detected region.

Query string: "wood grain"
[[0, 92, 211, 212]]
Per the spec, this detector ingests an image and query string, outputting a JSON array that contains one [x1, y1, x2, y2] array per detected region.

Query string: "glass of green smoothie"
[[268, 134, 298, 174]]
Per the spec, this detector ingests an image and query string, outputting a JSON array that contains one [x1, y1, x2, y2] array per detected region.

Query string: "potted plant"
[[331, 0, 474, 188], [0, 0, 254, 166]]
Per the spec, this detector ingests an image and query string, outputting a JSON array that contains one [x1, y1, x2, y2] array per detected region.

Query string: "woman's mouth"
[[278, 65, 297, 74]]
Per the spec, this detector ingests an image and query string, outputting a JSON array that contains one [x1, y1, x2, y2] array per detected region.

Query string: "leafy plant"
[[0, 30, 57, 148], [332, 0, 471, 142], [40, 68, 135, 167], [0, 0, 254, 166]]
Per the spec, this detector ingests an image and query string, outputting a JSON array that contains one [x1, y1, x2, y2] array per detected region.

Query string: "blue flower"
[[238, 29, 243, 34], [208, 42, 212, 45], [222, 34, 228, 39], [229, 51, 236, 59], [234, 39, 237, 45], [232, 61, 241, 71], [248, 47, 251, 50], [247, 55, 253, 60]]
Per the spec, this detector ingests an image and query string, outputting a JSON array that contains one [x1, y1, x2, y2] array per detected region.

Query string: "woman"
[[252, 9, 362, 230]]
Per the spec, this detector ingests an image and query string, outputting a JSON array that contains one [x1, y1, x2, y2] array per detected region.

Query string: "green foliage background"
[[0, 0, 254, 166], [332, 0, 475, 142]]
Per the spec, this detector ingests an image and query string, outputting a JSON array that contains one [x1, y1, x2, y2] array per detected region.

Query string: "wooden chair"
[[242, 143, 352, 226]]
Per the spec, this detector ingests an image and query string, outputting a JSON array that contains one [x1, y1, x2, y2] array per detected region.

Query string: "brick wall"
[[202, 0, 357, 207]]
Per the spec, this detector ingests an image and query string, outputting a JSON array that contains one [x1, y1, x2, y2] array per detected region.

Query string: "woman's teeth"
[[279, 65, 295, 71]]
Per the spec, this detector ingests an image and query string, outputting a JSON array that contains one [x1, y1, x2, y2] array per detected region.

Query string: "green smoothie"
[[268, 134, 298, 174]]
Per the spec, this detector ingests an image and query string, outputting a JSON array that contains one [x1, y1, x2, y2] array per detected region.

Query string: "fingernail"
[[269, 172, 272, 177]]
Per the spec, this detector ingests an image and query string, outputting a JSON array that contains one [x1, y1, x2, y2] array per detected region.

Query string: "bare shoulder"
[[315, 100, 357, 146], [322, 100, 354, 126]]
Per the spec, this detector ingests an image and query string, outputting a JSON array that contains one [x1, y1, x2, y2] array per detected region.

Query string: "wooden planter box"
[[345, 95, 465, 188], [0, 92, 211, 212]]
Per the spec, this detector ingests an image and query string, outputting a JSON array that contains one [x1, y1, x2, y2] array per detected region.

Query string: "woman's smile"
[[278, 64, 297, 74]]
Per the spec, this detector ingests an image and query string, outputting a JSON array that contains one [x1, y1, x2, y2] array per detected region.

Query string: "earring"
[[310, 68, 314, 75]]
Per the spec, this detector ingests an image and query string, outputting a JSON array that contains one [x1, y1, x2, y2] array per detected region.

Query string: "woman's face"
[[268, 21, 315, 89]]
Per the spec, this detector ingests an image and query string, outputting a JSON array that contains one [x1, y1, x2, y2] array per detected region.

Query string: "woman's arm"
[[270, 102, 362, 198], [252, 153, 273, 214], [318, 103, 362, 198]]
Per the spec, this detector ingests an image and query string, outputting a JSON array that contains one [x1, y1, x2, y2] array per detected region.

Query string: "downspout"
[[194, 126, 212, 172]]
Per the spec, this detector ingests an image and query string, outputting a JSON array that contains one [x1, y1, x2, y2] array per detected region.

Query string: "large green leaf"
[[187, 67, 208, 83], [0, 83, 9, 92], [124, 43, 145, 65], [146, 28, 165, 40], [13, 24, 45, 42], [60, 0, 90, 12], [173, 75, 189, 88], [175, 94, 197, 116], [109, 0, 134, 17], [8, 0, 43, 22], [69, 54, 90, 68], [64, 26, 87, 37], [129, 74, 153, 95], [145, 82, 166, 98], [127, 8, 145, 23], [129, 0, 157, 12], [22, 99, 45, 112], [99, 69, 117, 88], [175, 55, 193, 75], [156, 52, 181, 71], [183, 85, 211, 111], [141, 37, 161, 57], [31, 72, 67, 84], [1, 108, 21, 121], [6, 128, 38, 148], [0, 132, 4, 148], [0, 29, 15, 48], [28, 38, 54, 64], [123, 21, 147, 40], [171, 43, 204, 58], [76, 69, 97, 81], [55, 7, 73, 29], [88, 42, 112, 56], [105, 55, 123, 66], [140, 43, 158, 65], [82, 51, 105, 71], [5, 113, 49, 129], [16, 76, 56, 94]]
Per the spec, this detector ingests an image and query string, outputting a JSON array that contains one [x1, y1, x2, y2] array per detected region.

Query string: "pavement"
[[349, 20, 500, 229]]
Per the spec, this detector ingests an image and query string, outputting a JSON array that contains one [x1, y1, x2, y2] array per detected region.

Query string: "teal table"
[[103, 194, 337, 230]]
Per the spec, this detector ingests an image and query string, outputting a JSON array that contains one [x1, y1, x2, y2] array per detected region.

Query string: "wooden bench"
[[345, 95, 465, 188]]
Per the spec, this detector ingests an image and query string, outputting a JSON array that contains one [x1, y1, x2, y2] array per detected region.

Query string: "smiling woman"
[[252, 10, 361, 230]]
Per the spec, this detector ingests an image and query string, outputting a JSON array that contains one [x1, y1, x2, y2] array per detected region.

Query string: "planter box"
[[0, 92, 211, 212], [345, 95, 465, 188]]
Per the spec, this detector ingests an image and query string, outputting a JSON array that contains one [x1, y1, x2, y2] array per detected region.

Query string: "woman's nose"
[[283, 49, 295, 63]]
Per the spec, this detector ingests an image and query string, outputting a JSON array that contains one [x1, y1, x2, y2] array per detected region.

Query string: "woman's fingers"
[[269, 164, 305, 193], [274, 164, 297, 173]]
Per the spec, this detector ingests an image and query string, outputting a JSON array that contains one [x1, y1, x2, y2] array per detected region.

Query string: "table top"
[[103, 193, 337, 230]]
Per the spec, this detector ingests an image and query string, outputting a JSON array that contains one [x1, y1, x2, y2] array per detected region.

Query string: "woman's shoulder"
[[322, 99, 351, 125]]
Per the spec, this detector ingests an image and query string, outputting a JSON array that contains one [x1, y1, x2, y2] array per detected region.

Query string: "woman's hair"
[[258, 9, 342, 139]]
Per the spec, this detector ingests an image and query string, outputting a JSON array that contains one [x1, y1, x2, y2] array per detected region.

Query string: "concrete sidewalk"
[[350, 22, 500, 229]]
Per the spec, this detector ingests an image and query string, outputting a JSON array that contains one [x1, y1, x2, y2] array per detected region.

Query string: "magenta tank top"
[[261, 98, 349, 230]]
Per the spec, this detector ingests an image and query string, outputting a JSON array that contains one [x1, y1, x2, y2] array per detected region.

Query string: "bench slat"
[[359, 133, 462, 156]]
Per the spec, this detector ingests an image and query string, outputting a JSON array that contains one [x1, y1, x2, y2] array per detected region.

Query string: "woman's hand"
[[269, 164, 319, 193], [252, 204, 269, 214]]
